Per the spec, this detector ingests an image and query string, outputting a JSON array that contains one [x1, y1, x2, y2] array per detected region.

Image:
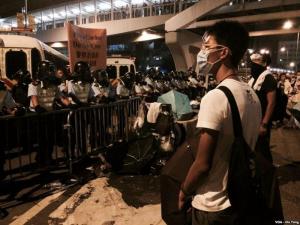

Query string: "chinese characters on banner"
[[67, 23, 107, 72]]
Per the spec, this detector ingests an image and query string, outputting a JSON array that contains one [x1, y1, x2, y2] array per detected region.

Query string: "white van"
[[106, 56, 136, 79], [0, 34, 68, 79]]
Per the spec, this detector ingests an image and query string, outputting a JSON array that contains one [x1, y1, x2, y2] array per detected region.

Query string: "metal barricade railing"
[[0, 109, 70, 181], [0, 97, 141, 183]]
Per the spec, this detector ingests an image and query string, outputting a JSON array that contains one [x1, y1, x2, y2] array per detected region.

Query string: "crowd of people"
[[1, 19, 300, 225], [0, 63, 210, 118]]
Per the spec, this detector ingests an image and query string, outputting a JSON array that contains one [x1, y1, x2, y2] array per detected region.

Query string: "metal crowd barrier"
[[0, 97, 141, 182]]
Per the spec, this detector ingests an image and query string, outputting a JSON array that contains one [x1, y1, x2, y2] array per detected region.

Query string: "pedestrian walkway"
[[271, 128, 300, 221]]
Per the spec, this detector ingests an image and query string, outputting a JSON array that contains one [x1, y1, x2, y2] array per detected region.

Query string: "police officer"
[[0, 80, 22, 116], [11, 69, 32, 108], [67, 61, 92, 106], [117, 72, 134, 99], [90, 69, 114, 103], [133, 72, 146, 97], [28, 60, 59, 113], [65, 61, 92, 156], [53, 67, 72, 109], [27, 60, 59, 166]]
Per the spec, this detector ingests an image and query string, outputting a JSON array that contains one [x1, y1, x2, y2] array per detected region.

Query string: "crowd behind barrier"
[[1, 61, 299, 184], [0, 61, 210, 183], [0, 97, 141, 182]]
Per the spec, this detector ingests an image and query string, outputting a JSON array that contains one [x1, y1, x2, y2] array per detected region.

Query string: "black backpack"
[[218, 86, 273, 224]]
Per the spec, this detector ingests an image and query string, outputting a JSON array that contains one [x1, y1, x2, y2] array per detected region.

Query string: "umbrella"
[[157, 90, 192, 119]]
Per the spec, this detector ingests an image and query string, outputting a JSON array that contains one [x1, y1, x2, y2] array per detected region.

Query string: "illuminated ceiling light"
[[59, 11, 66, 17], [248, 49, 254, 54], [290, 62, 295, 67], [260, 48, 266, 54], [134, 30, 164, 42], [53, 13, 60, 19], [265, 50, 270, 54], [98, 3, 111, 10], [229, 1, 233, 6], [84, 5, 95, 13], [283, 20, 293, 30], [131, 0, 144, 4], [50, 42, 66, 48], [71, 8, 80, 15], [114, 0, 127, 7], [280, 47, 286, 52]]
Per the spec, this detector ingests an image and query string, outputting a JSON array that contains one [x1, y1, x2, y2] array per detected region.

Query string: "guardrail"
[[0, 97, 141, 182]]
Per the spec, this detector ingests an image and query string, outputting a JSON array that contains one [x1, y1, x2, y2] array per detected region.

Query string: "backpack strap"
[[218, 86, 243, 137]]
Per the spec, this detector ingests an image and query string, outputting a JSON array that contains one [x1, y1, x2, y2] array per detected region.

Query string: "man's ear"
[[220, 48, 230, 60]]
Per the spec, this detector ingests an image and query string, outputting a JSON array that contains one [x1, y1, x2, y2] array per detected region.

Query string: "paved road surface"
[[0, 128, 299, 225]]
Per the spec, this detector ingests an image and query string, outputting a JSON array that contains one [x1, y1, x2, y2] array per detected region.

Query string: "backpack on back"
[[218, 86, 274, 224]]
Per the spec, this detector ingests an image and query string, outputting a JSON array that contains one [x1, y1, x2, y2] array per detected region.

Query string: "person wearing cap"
[[248, 53, 277, 163]]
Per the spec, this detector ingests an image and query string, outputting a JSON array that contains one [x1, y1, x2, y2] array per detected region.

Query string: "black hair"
[[207, 20, 249, 67], [262, 53, 272, 66]]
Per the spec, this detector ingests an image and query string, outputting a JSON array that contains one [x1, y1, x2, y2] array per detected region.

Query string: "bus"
[[106, 56, 136, 79], [0, 34, 68, 79]]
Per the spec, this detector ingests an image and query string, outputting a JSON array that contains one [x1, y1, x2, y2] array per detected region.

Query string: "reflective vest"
[[36, 84, 57, 111], [72, 82, 90, 103]]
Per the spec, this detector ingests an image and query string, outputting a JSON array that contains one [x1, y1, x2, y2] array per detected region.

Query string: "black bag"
[[218, 86, 274, 224], [160, 129, 200, 225]]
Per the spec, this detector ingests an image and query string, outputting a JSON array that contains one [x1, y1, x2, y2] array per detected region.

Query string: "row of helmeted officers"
[[0, 60, 208, 116]]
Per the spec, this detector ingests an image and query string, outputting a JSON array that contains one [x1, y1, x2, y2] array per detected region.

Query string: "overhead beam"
[[207, 0, 300, 18], [249, 28, 300, 37], [187, 10, 300, 29], [165, 0, 230, 32]]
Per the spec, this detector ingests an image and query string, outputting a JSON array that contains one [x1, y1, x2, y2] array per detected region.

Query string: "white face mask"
[[197, 48, 224, 75]]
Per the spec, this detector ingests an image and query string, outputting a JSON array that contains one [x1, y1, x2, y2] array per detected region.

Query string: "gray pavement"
[[0, 127, 299, 224], [271, 128, 300, 222]]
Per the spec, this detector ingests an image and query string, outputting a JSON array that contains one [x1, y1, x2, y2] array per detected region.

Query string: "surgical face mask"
[[197, 48, 224, 75], [250, 62, 265, 78]]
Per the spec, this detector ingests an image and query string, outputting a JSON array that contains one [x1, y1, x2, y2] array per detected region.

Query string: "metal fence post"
[[64, 111, 74, 175]]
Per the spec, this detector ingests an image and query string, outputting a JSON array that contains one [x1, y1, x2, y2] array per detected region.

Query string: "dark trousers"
[[161, 175, 191, 225], [192, 207, 239, 225], [256, 127, 273, 163]]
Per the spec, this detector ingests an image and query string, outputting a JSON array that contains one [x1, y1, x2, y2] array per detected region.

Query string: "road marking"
[[10, 190, 65, 225]]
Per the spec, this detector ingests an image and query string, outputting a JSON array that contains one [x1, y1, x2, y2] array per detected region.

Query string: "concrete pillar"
[[165, 30, 202, 71]]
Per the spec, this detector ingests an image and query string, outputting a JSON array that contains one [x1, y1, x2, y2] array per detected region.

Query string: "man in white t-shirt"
[[178, 21, 261, 225]]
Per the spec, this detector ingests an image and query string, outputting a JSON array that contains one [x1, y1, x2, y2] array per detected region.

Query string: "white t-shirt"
[[192, 78, 261, 212], [116, 83, 129, 96], [91, 82, 109, 98], [28, 83, 37, 109]]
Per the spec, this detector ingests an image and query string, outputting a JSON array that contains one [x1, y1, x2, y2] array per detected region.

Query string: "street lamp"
[[280, 46, 289, 67], [260, 48, 269, 54], [290, 62, 295, 67], [260, 49, 266, 54], [283, 20, 293, 30], [248, 49, 254, 54]]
